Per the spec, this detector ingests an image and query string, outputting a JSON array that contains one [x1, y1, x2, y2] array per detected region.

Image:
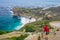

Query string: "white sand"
[[15, 17, 36, 30]]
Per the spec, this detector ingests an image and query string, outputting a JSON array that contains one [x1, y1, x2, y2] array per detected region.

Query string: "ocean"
[[0, 7, 23, 31]]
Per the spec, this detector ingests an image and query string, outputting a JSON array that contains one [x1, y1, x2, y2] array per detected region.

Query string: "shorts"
[[46, 32, 49, 35]]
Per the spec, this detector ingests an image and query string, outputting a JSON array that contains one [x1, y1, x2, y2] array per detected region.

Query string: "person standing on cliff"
[[44, 24, 50, 40]]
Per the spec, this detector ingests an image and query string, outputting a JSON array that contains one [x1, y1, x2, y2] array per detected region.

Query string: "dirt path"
[[50, 21, 60, 28], [49, 21, 60, 40], [51, 31, 60, 40]]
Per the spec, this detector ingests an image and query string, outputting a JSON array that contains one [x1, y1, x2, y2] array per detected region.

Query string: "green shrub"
[[10, 34, 29, 40], [44, 20, 50, 25], [17, 34, 29, 40], [49, 26, 54, 29], [0, 30, 8, 35], [56, 29, 60, 31], [25, 25, 36, 32], [10, 37, 17, 40]]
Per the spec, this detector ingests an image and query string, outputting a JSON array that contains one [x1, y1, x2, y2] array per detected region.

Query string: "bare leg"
[[45, 35, 48, 40]]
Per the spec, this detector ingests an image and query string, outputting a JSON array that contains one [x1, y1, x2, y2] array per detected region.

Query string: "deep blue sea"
[[0, 7, 23, 31]]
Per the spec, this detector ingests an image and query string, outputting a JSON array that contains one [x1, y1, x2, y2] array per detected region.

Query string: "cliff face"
[[12, 7, 43, 18]]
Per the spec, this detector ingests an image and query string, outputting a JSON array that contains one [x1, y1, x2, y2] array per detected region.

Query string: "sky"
[[0, 0, 60, 8]]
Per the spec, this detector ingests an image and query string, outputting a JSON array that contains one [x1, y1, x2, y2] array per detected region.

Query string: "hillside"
[[45, 6, 60, 12], [12, 6, 60, 20], [44, 6, 60, 16], [12, 7, 43, 18], [44, 6, 60, 20]]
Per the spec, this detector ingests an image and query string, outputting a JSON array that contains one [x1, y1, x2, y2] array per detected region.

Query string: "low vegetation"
[[0, 30, 10, 35], [20, 20, 54, 32], [12, 7, 44, 18], [1, 34, 29, 40]]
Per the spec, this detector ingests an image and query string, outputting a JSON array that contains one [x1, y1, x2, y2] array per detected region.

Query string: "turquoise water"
[[0, 7, 22, 31]]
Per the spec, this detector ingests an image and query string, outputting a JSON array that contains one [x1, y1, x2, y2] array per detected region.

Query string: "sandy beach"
[[15, 17, 36, 30]]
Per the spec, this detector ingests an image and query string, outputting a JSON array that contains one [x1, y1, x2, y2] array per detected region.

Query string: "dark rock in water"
[[13, 15, 21, 23]]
